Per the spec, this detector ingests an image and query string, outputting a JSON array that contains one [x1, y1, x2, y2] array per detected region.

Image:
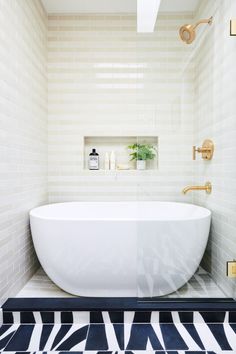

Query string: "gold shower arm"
[[193, 17, 213, 29], [179, 16, 213, 44]]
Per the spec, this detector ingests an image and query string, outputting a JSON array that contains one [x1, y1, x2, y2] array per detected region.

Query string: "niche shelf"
[[84, 136, 158, 171]]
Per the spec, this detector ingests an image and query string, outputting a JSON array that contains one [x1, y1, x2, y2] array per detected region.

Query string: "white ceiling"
[[41, 0, 200, 14]]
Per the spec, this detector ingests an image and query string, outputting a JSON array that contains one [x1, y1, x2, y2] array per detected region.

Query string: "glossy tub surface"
[[30, 202, 211, 297]]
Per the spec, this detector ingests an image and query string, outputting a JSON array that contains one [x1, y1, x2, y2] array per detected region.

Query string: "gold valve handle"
[[193, 139, 214, 160]]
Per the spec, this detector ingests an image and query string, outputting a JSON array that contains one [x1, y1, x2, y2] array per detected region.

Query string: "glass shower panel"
[[136, 0, 235, 300], [134, 9, 191, 298]]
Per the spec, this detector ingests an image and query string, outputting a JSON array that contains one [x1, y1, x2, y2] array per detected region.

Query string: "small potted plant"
[[128, 143, 156, 170]]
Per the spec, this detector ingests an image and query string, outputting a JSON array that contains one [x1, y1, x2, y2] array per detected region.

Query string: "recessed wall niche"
[[84, 136, 158, 171]]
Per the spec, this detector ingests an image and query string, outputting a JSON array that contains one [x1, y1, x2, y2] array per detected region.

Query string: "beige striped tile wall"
[[48, 13, 195, 203], [0, 0, 47, 306], [192, 0, 236, 297]]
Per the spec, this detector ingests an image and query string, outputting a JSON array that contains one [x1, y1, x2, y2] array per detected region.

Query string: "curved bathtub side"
[[30, 215, 137, 297], [137, 215, 211, 297], [30, 202, 211, 298]]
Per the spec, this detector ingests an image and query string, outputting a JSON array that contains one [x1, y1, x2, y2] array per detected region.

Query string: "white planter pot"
[[137, 160, 146, 170]]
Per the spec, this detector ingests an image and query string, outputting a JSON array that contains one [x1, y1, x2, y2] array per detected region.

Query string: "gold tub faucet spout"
[[182, 182, 212, 194]]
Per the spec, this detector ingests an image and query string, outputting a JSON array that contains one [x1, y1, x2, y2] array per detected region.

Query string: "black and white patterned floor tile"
[[1, 323, 236, 352], [0, 351, 232, 354], [3, 310, 236, 325], [1, 352, 234, 354], [1, 311, 236, 353]]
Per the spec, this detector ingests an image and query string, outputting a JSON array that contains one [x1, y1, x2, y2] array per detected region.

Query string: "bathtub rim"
[[30, 201, 211, 222]]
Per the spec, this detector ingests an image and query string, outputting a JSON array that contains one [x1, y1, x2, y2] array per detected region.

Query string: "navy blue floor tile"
[[113, 324, 124, 350], [85, 324, 124, 351], [51, 325, 73, 349], [206, 323, 232, 350], [183, 323, 205, 350], [178, 311, 194, 323], [108, 312, 124, 324], [58, 352, 83, 354], [96, 352, 119, 354], [85, 324, 109, 350], [39, 324, 54, 350], [40, 312, 55, 324], [200, 311, 226, 323], [2, 313, 14, 324], [90, 312, 104, 323], [133, 311, 152, 323], [61, 312, 73, 324], [160, 324, 189, 350], [59, 352, 83, 354], [159, 312, 173, 323], [126, 324, 164, 350], [0, 325, 18, 350], [56, 325, 89, 351], [20, 312, 36, 324], [229, 311, 236, 323], [4, 325, 34, 351]]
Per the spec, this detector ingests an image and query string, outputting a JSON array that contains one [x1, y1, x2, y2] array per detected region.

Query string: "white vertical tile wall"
[[47, 13, 195, 203], [193, 0, 236, 297], [0, 0, 47, 306]]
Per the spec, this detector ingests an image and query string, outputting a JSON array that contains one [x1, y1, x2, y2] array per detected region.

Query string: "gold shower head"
[[179, 16, 213, 44]]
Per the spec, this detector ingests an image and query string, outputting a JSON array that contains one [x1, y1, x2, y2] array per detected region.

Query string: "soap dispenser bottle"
[[89, 148, 99, 170]]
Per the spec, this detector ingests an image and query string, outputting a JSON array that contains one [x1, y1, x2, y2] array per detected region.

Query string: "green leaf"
[[128, 143, 157, 161]]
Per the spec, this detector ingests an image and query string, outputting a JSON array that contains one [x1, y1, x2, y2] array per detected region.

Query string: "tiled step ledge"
[[3, 298, 236, 312]]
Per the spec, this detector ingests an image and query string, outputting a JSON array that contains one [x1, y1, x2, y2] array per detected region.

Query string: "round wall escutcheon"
[[202, 139, 214, 160]]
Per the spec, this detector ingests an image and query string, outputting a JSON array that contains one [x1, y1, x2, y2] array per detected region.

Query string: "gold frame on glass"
[[230, 20, 236, 36]]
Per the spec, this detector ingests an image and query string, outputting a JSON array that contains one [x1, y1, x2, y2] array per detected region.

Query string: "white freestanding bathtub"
[[30, 202, 211, 297]]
